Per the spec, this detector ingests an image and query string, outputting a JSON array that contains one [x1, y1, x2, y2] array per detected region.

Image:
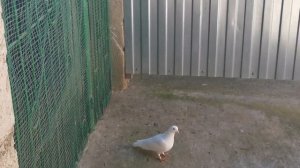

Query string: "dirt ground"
[[78, 76, 300, 168]]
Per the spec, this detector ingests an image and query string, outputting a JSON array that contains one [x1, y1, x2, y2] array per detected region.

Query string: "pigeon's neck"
[[163, 132, 175, 138]]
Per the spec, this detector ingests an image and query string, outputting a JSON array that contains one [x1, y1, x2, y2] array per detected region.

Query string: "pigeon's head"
[[167, 125, 179, 134]]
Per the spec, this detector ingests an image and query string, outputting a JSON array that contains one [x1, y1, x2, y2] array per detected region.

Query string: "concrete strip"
[[110, 0, 129, 90], [0, 4, 19, 168]]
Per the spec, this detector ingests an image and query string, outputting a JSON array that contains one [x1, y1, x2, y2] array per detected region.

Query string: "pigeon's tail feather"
[[133, 140, 142, 147], [132, 140, 145, 148]]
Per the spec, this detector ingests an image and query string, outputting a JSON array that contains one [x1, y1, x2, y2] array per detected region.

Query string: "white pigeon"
[[133, 125, 179, 161]]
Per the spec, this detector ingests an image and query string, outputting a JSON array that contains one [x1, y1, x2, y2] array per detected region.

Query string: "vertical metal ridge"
[[277, 0, 299, 80], [146, 0, 158, 75], [293, 10, 300, 80], [266, 0, 274, 78], [275, 0, 285, 80], [260, 0, 282, 79], [240, 0, 247, 78], [198, 0, 204, 76], [165, 0, 168, 75], [286, 0, 299, 80], [140, 0, 143, 74], [157, 0, 160, 75], [274, 0, 283, 79], [215, 0, 220, 77], [190, 0, 194, 76], [207, 0, 211, 77], [142, 0, 157, 75], [231, 0, 239, 77], [141, 0, 148, 74], [248, 1, 255, 78], [223, 0, 230, 77], [131, 0, 135, 73], [148, 0, 151, 74], [283, 1, 292, 78], [181, 1, 186, 75], [124, 0, 131, 73], [258, 0, 266, 79], [249, 1, 255, 78], [191, 0, 207, 76], [173, 0, 177, 75], [242, 0, 262, 79]]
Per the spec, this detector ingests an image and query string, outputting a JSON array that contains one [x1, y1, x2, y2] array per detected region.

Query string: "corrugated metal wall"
[[124, 0, 300, 80]]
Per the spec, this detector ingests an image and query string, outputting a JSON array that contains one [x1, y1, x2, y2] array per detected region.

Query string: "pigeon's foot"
[[158, 153, 166, 162], [161, 152, 168, 158]]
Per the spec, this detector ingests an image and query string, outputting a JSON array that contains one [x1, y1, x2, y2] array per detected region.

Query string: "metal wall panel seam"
[[131, 0, 135, 73], [198, 0, 204, 76], [232, 0, 239, 77], [206, 0, 211, 77], [277, 0, 293, 80], [182, 1, 185, 75], [124, 0, 133, 74], [257, 0, 266, 79], [148, 0, 151, 73], [294, 5, 300, 80], [239, 0, 247, 78], [215, 0, 221, 77], [165, 0, 168, 74], [190, 0, 194, 76]]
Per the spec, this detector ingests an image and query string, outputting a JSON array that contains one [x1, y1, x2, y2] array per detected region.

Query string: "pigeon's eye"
[[172, 128, 175, 130]]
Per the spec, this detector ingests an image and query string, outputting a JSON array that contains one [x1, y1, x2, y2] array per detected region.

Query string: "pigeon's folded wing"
[[133, 134, 165, 152]]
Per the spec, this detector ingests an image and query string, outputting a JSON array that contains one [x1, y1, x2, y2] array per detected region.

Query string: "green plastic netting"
[[1, 0, 111, 167]]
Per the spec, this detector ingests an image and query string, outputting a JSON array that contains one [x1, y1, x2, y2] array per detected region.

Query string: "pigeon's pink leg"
[[157, 153, 166, 162], [157, 154, 162, 161]]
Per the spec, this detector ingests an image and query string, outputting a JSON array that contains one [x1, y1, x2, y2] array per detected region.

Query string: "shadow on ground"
[[78, 76, 300, 168]]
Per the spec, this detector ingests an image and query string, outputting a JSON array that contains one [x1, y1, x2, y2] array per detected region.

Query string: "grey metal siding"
[[242, 0, 264, 79], [191, 0, 210, 76], [124, 0, 300, 80]]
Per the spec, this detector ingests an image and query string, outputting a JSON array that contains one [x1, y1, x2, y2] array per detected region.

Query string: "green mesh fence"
[[1, 0, 111, 167]]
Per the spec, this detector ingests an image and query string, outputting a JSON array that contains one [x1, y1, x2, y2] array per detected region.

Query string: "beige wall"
[[110, 0, 128, 91], [0, 4, 19, 168]]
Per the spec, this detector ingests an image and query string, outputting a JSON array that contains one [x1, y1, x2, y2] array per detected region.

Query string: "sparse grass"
[[154, 90, 178, 100], [153, 89, 232, 108], [153, 89, 300, 134], [238, 102, 300, 134]]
